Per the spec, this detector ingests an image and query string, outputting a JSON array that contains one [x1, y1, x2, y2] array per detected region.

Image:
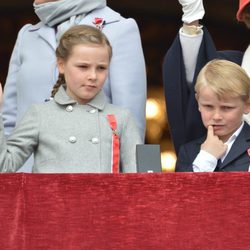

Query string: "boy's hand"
[[201, 125, 228, 159], [178, 0, 205, 24]]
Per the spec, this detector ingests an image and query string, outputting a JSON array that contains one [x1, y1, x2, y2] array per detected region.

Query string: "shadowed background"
[[0, 0, 249, 171]]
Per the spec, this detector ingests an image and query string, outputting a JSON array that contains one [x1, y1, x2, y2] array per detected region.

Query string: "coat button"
[[69, 136, 77, 143], [89, 109, 96, 114], [66, 105, 73, 112], [91, 137, 99, 144]]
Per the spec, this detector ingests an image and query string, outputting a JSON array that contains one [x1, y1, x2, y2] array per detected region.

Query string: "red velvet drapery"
[[1, 173, 250, 249]]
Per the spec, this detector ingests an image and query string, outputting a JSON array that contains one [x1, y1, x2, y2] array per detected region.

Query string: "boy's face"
[[197, 85, 250, 142], [57, 44, 109, 104]]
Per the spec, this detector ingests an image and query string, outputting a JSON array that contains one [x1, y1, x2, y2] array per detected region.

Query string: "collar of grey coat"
[[54, 85, 106, 111]]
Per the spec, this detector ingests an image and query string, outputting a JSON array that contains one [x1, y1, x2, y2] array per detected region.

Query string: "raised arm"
[[162, 0, 207, 154], [0, 104, 39, 173], [178, 0, 205, 84]]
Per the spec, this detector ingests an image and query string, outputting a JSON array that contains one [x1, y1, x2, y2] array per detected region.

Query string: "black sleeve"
[[175, 145, 194, 172]]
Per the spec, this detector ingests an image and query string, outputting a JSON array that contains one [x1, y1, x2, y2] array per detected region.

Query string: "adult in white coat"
[[3, 0, 146, 171]]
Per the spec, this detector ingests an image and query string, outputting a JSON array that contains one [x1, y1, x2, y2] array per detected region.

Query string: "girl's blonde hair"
[[51, 25, 112, 97], [195, 59, 250, 101]]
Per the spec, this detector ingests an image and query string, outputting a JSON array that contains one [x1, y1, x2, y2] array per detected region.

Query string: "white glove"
[[178, 0, 205, 24]]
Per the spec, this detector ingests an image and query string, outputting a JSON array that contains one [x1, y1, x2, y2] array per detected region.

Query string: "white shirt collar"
[[224, 122, 244, 145], [221, 122, 244, 162]]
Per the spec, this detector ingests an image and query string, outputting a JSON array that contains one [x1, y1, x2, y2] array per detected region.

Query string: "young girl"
[[0, 25, 142, 173], [175, 59, 250, 172], [3, 0, 146, 173]]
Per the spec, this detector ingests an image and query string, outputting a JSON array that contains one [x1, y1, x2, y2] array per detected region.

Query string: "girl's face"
[[34, 0, 59, 4], [197, 85, 250, 142], [57, 44, 110, 104]]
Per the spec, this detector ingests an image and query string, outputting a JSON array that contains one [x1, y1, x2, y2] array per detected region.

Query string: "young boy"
[[175, 59, 250, 172]]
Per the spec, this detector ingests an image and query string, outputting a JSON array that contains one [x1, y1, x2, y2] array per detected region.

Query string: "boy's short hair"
[[195, 59, 250, 101]]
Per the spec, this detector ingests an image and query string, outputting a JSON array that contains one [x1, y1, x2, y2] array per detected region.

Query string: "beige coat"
[[0, 86, 142, 173]]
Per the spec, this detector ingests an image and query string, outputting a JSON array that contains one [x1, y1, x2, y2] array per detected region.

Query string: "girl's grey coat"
[[2, 6, 146, 166], [0, 87, 142, 173]]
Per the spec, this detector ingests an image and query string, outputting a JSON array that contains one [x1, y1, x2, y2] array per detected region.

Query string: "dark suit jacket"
[[175, 123, 250, 172], [162, 27, 243, 154]]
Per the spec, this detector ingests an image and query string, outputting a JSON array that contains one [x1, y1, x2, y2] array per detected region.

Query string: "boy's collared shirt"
[[193, 122, 244, 172]]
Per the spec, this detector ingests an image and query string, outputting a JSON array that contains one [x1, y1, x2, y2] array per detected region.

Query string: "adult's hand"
[[178, 0, 205, 24]]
